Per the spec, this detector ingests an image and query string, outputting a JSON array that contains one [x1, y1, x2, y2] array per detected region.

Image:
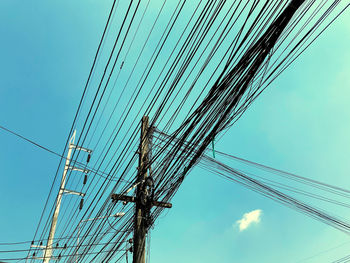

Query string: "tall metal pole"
[[43, 131, 76, 263], [133, 116, 149, 263]]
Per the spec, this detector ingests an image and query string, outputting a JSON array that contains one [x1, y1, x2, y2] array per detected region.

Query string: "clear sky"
[[0, 1, 350, 263]]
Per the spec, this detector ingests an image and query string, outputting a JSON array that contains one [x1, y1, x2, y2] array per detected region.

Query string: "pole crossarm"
[[111, 194, 172, 208], [70, 144, 92, 153], [68, 166, 90, 173], [63, 189, 85, 197]]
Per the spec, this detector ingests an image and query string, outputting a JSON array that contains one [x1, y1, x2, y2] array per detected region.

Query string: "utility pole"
[[42, 130, 92, 263], [111, 116, 172, 263], [134, 115, 150, 263]]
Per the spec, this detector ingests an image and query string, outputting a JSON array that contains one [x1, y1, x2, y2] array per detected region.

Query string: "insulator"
[[58, 253, 61, 259], [83, 174, 87, 185], [33, 252, 36, 257], [128, 238, 133, 244], [56, 242, 59, 247], [87, 154, 91, 163], [79, 198, 84, 210], [31, 240, 34, 245], [64, 244, 67, 249], [129, 246, 133, 253], [40, 241, 43, 246]]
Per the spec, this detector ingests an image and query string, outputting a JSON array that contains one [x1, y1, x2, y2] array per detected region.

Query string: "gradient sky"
[[1, 1, 350, 263]]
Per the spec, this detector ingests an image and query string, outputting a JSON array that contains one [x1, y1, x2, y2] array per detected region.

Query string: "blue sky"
[[1, 1, 350, 262]]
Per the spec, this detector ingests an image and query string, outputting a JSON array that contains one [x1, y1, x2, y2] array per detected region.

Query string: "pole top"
[[69, 130, 76, 144]]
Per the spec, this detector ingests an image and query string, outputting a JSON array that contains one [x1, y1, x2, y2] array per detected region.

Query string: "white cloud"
[[236, 209, 262, 231]]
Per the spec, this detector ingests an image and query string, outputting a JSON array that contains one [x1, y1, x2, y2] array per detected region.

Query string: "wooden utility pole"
[[111, 116, 171, 263], [133, 115, 149, 263]]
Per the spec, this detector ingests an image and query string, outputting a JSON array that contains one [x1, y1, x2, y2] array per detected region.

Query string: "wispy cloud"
[[236, 209, 262, 231]]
